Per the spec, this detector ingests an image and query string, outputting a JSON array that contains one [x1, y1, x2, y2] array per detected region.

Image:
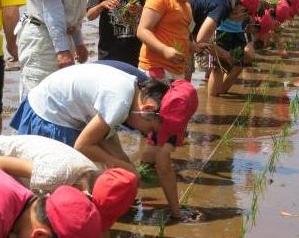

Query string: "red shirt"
[[0, 170, 33, 238]]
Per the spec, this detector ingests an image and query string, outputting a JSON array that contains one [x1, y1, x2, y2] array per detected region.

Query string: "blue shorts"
[[10, 98, 81, 146]]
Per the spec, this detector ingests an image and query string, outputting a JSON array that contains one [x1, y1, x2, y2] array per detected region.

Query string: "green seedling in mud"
[[158, 211, 166, 238], [289, 92, 299, 122], [285, 40, 296, 51], [259, 82, 270, 102], [269, 63, 278, 75], [173, 40, 184, 54], [251, 60, 258, 68], [222, 132, 233, 146], [137, 163, 158, 183], [241, 125, 290, 237], [179, 186, 194, 208], [237, 95, 253, 128]]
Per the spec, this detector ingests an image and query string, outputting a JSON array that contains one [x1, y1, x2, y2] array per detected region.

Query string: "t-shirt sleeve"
[[30, 156, 98, 192], [207, 3, 230, 26], [144, 0, 167, 15], [87, 0, 101, 10]]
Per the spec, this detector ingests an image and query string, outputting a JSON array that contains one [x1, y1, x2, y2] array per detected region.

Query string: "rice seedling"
[[251, 59, 258, 68], [222, 131, 233, 146], [259, 82, 270, 102], [158, 211, 166, 238], [179, 186, 194, 208], [237, 93, 253, 128], [173, 40, 184, 53], [285, 40, 296, 51], [137, 163, 158, 184], [241, 123, 290, 237], [289, 92, 299, 122]]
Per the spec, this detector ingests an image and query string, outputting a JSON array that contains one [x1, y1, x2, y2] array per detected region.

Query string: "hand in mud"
[[162, 46, 185, 64], [101, 0, 120, 10], [171, 207, 205, 223]]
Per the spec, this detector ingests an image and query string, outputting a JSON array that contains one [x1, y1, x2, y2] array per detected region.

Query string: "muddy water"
[[2, 18, 299, 238]]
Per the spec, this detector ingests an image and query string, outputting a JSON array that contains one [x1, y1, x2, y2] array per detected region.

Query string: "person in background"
[[190, 0, 259, 96], [16, 0, 88, 100], [0, 169, 102, 238], [0, 0, 25, 132], [86, 0, 143, 67], [137, 0, 193, 81], [207, 4, 256, 96]]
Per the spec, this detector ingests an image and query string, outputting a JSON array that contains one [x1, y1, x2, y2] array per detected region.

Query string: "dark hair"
[[85, 170, 103, 196], [139, 78, 170, 108], [35, 194, 58, 238]]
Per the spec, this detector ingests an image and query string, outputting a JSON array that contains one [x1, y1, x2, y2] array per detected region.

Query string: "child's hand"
[[163, 46, 185, 64], [193, 42, 211, 54], [127, 2, 142, 15], [101, 0, 120, 10]]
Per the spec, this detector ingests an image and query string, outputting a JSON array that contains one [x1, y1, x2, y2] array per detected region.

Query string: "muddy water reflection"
[[2, 19, 299, 238]]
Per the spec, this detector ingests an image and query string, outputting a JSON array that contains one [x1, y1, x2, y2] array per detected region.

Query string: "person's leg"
[[18, 23, 58, 101], [208, 68, 224, 96], [244, 42, 255, 65], [220, 66, 243, 94]]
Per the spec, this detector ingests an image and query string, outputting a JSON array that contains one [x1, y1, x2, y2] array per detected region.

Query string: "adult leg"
[[18, 23, 59, 101]]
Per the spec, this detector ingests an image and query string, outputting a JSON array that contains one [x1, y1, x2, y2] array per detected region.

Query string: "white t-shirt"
[[28, 64, 137, 134], [0, 135, 100, 192]]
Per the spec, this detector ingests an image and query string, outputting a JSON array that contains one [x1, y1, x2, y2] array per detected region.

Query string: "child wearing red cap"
[[0, 170, 102, 238]]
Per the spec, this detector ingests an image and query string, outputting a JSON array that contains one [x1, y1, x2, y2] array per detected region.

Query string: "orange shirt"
[[138, 0, 192, 75]]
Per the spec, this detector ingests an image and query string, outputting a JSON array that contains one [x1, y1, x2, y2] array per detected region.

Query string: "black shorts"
[[212, 31, 250, 69]]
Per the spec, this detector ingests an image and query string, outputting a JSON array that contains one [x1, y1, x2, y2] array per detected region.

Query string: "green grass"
[[137, 163, 158, 183], [158, 211, 166, 238], [289, 92, 299, 122]]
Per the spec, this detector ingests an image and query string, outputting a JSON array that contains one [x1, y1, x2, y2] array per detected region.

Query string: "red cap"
[[0, 170, 33, 238], [275, 0, 291, 22], [157, 80, 198, 146], [46, 186, 102, 238], [289, 0, 299, 17], [240, 0, 260, 15], [256, 9, 275, 35], [92, 168, 138, 232]]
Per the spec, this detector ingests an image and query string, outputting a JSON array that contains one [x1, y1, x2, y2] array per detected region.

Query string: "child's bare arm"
[[87, 0, 120, 20], [137, 8, 184, 64], [0, 156, 33, 177]]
